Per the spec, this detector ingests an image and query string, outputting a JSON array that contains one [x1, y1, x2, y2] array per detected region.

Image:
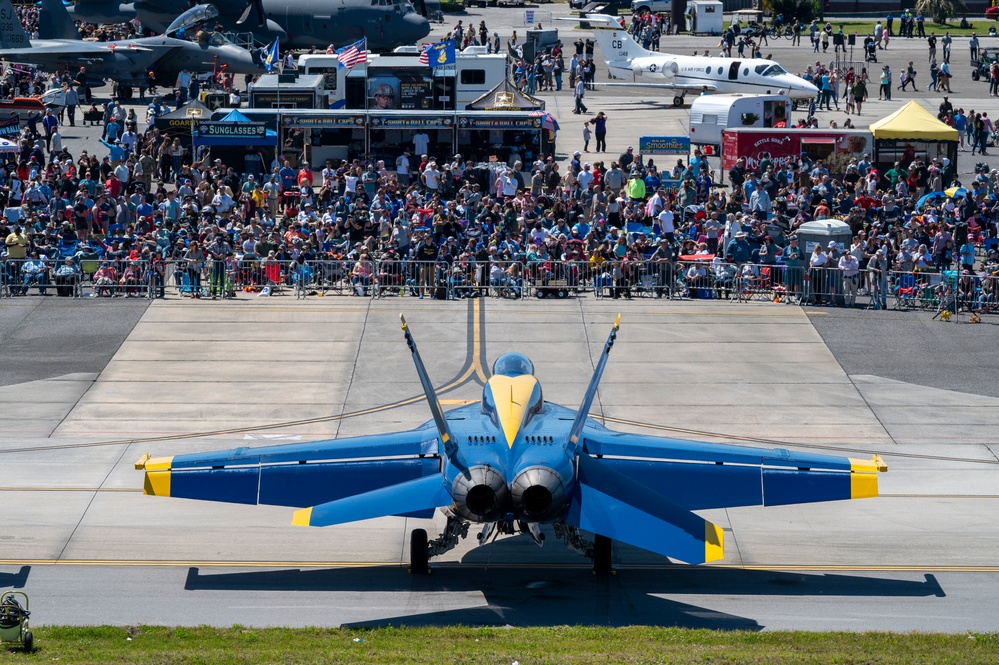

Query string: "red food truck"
[[721, 128, 874, 176]]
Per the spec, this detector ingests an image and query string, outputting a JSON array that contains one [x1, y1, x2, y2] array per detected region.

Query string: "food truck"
[[721, 128, 874, 176]]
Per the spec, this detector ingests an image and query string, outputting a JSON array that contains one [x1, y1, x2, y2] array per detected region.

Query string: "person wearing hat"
[[867, 247, 888, 309], [619, 145, 635, 171]]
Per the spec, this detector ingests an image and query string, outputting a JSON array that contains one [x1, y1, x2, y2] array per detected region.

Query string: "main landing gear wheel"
[[119, 85, 133, 102], [592, 534, 613, 575], [672, 95, 684, 108], [409, 528, 429, 575]]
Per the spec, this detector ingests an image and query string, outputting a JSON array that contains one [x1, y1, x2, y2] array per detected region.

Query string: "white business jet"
[[572, 14, 818, 107]]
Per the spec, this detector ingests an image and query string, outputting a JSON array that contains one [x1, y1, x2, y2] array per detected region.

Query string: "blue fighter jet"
[[137, 315, 886, 573]]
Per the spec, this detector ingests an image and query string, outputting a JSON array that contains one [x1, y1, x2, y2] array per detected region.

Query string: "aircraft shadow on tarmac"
[[0, 566, 30, 590], [184, 565, 944, 630]]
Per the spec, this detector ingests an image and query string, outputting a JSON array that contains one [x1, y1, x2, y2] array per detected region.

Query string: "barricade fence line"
[[1, 258, 154, 299], [4, 257, 997, 314]]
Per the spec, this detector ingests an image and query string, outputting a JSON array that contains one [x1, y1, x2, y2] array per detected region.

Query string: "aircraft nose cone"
[[403, 12, 431, 42]]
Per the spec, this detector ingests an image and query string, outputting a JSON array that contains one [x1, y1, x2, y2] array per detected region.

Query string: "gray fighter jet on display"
[[66, 0, 434, 51], [0, 0, 264, 98]]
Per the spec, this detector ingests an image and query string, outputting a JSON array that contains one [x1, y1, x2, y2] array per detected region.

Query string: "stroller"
[[864, 37, 877, 63]]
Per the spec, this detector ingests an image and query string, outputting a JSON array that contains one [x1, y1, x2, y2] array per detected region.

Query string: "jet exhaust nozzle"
[[511, 466, 567, 521], [452, 466, 507, 521]]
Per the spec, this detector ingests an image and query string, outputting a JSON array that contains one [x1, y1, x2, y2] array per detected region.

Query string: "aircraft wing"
[[594, 82, 719, 91], [580, 425, 885, 511], [564, 426, 883, 564], [137, 426, 445, 518]]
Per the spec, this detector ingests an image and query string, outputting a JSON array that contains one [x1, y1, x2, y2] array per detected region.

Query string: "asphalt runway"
[[5, 5, 999, 632], [3, 296, 999, 631]]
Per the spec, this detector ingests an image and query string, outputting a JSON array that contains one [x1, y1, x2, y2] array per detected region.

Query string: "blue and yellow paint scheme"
[[137, 315, 885, 567]]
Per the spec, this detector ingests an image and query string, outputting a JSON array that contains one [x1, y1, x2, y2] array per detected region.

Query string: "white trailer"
[[688, 93, 791, 149]]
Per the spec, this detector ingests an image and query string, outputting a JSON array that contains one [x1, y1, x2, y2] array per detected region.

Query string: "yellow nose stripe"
[[487, 375, 538, 448]]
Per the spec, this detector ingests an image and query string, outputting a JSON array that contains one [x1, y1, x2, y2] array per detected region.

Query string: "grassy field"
[[2, 626, 999, 664], [812, 20, 987, 37]]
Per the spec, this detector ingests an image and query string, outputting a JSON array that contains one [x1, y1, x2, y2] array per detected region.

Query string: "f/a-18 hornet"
[[137, 315, 885, 573]]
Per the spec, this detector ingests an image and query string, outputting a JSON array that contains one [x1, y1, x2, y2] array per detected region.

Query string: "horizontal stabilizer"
[[567, 454, 722, 564], [293, 473, 452, 527]]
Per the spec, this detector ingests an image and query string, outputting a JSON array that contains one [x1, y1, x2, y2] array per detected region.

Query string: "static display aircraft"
[[576, 14, 819, 107], [137, 315, 885, 573], [0, 0, 264, 98], [66, 0, 433, 51]]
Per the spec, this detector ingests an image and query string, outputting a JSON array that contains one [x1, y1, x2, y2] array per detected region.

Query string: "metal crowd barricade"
[[1, 257, 155, 299]]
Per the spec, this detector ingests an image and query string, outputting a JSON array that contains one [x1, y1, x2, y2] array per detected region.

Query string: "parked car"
[[631, 0, 670, 14]]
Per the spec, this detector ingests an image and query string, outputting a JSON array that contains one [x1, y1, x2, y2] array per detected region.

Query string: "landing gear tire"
[[119, 85, 133, 102], [409, 528, 429, 575], [792, 99, 800, 111], [672, 95, 684, 108], [592, 534, 613, 575]]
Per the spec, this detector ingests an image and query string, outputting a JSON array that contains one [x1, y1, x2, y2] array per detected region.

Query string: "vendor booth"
[[465, 79, 545, 112], [192, 110, 278, 177], [154, 100, 212, 144], [230, 108, 556, 169], [869, 101, 959, 177]]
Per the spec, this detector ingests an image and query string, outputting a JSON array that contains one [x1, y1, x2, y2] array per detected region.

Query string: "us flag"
[[337, 38, 367, 70], [418, 43, 430, 65]]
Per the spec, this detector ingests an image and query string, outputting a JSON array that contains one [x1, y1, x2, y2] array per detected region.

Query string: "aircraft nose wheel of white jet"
[[672, 95, 684, 107]]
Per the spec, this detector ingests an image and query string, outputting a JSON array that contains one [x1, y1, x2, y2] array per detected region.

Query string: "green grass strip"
[[2, 626, 999, 664]]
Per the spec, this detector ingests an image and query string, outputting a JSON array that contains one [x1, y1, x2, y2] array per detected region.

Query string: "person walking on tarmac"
[[573, 78, 588, 114]]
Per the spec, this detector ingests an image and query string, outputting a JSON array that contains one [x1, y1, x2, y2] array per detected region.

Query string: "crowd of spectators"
[[2, 12, 999, 310]]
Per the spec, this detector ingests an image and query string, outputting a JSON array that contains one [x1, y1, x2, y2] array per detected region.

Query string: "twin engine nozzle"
[[451, 465, 569, 523]]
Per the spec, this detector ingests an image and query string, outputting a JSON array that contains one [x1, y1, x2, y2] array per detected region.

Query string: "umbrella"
[[528, 110, 559, 132], [916, 191, 945, 208], [0, 138, 18, 154], [944, 186, 968, 199]]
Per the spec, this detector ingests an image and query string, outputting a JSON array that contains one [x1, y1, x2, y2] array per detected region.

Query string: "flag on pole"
[[337, 38, 368, 70], [422, 39, 456, 68], [418, 43, 430, 66], [263, 38, 280, 73]]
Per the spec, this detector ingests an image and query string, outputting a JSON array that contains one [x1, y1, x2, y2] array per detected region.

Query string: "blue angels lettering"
[[137, 315, 886, 573]]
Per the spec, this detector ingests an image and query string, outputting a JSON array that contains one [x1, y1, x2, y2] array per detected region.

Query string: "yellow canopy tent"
[[868, 101, 959, 141], [869, 101, 958, 173]]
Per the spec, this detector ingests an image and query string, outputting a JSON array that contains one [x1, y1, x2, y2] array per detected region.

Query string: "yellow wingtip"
[[140, 455, 173, 471], [614, 313, 621, 329], [849, 456, 882, 499], [292, 507, 313, 527], [143, 470, 171, 497], [704, 521, 724, 563], [399, 313, 408, 331], [134, 452, 150, 470]]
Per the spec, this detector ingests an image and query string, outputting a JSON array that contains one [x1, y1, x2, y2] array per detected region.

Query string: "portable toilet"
[[687, 0, 723, 35], [796, 220, 853, 255]]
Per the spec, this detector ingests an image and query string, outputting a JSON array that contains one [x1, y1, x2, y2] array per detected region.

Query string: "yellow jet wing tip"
[[399, 313, 408, 331], [704, 521, 724, 563], [292, 507, 313, 527]]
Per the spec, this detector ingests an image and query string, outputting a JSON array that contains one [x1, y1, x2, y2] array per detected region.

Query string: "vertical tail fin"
[[0, 0, 32, 49], [39, 0, 81, 40], [400, 314, 457, 459], [566, 314, 621, 455], [582, 14, 653, 62]]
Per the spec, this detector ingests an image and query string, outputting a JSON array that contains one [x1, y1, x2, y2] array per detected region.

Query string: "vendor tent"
[[868, 101, 959, 141], [465, 79, 544, 111], [192, 109, 277, 147], [154, 100, 212, 133], [868, 101, 958, 174]]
